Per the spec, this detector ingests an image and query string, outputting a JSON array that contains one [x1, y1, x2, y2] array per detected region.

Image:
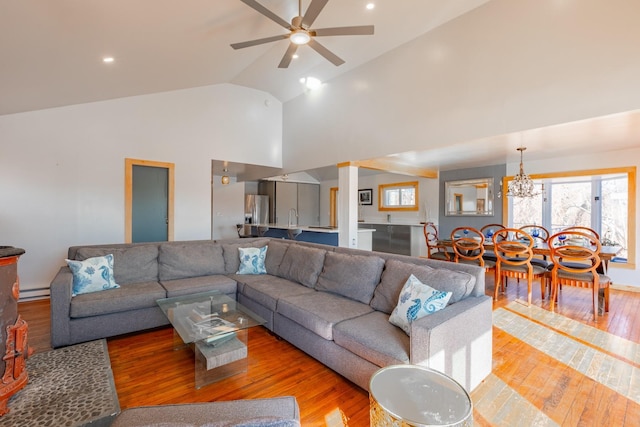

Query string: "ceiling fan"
[[231, 0, 374, 68]]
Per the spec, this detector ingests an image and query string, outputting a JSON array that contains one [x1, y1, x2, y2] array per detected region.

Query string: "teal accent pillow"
[[236, 246, 268, 275], [389, 274, 452, 335], [66, 254, 120, 296]]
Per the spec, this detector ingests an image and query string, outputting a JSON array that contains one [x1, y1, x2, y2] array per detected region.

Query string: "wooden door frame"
[[125, 158, 175, 243], [329, 187, 338, 227]]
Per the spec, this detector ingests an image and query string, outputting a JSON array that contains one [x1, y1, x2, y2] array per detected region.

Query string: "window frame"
[[378, 181, 419, 212], [502, 166, 636, 269]]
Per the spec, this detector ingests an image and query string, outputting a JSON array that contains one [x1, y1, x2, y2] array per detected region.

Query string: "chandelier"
[[507, 147, 540, 198]]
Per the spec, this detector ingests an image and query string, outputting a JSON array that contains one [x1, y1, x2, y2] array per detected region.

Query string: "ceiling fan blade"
[[240, 0, 292, 30], [278, 43, 299, 68], [308, 38, 345, 66], [231, 34, 289, 50], [313, 25, 375, 37], [301, 0, 329, 28]]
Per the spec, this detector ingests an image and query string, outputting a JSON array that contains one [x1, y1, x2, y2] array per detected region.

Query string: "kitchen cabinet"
[[258, 181, 320, 226], [359, 223, 425, 256]]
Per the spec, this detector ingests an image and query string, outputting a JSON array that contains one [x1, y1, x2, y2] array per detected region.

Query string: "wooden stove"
[[0, 247, 28, 416]]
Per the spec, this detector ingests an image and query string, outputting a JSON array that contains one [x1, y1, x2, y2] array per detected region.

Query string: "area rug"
[[1, 339, 120, 427]]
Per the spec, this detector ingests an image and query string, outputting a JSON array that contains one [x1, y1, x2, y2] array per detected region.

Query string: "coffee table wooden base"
[[194, 329, 248, 389]]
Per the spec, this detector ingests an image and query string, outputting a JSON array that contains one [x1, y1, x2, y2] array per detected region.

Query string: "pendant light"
[[507, 147, 540, 198]]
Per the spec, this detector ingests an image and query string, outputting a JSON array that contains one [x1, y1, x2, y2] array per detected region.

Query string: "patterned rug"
[[1, 339, 120, 427], [472, 302, 640, 426]]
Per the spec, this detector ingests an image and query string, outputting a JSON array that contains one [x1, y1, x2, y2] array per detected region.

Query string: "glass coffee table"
[[157, 290, 265, 389]]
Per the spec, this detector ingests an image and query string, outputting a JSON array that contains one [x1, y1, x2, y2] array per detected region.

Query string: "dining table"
[[437, 239, 622, 275]]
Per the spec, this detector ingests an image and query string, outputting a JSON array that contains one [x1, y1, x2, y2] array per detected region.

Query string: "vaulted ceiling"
[[0, 0, 488, 116]]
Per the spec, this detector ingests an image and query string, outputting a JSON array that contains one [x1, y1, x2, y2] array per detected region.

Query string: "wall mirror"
[[445, 178, 494, 216]]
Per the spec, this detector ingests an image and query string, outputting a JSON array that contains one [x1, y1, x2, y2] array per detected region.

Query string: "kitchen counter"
[[251, 224, 374, 250], [256, 224, 375, 234]]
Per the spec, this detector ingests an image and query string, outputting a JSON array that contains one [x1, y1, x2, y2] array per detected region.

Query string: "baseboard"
[[611, 283, 640, 293], [19, 288, 50, 301]]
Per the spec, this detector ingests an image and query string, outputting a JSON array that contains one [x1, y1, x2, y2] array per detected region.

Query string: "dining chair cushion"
[[429, 252, 451, 261], [498, 264, 547, 276], [458, 259, 495, 269], [389, 274, 452, 335], [556, 271, 611, 285]]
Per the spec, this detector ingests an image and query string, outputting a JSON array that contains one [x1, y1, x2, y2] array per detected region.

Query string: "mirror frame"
[[444, 177, 494, 216]]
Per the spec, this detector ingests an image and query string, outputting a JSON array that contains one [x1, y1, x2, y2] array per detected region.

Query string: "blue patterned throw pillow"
[[389, 274, 452, 335], [236, 246, 268, 275], [66, 254, 120, 296]]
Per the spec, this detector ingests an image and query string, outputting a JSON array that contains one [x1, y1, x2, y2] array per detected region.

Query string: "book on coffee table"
[[190, 316, 236, 341]]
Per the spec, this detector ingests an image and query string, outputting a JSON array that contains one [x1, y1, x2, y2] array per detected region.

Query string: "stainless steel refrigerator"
[[245, 194, 269, 225]]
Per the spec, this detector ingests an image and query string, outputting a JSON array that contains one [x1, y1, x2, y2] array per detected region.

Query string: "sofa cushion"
[[70, 281, 166, 318], [237, 246, 268, 275], [333, 311, 409, 367], [237, 275, 315, 311], [66, 254, 119, 296], [371, 259, 476, 314], [160, 275, 237, 298], [277, 292, 373, 341], [76, 245, 159, 284], [389, 274, 452, 335], [278, 245, 326, 288], [315, 252, 384, 304], [222, 239, 270, 274], [158, 242, 225, 281], [264, 240, 290, 275]]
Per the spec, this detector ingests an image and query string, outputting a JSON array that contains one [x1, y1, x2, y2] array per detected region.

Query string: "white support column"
[[338, 165, 359, 248]]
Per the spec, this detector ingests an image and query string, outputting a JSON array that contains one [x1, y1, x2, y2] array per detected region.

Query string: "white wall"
[[283, 0, 640, 170], [319, 173, 439, 226], [0, 84, 282, 298], [506, 147, 640, 287]]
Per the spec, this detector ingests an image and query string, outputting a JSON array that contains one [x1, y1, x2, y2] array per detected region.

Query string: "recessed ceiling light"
[[102, 57, 114, 63], [292, 54, 299, 59], [366, 3, 375, 10]]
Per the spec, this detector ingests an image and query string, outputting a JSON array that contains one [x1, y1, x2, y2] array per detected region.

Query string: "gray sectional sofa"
[[50, 237, 492, 392]]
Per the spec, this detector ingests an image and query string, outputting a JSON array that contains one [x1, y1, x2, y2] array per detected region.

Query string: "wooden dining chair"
[[422, 222, 452, 261], [492, 228, 548, 305], [518, 224, 552, 269], [450, 227, 495, 272], [548, 231, 611, 321], [480, 223, 505, 263], [519, 225, 550, 244]]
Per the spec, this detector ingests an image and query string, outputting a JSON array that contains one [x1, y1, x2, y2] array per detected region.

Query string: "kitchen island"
[[252, 225, 375, 250]]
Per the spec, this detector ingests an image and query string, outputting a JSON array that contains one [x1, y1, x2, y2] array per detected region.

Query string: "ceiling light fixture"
[[300, 76, 322, 90], [221, 168, 230, 185], [290, 29, 311, 45], [507, 147, 540, 198], [366, 3, 375, 10], [102, 57, 114, 63]]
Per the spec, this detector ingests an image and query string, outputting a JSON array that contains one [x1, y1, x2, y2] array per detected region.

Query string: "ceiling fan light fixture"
[[290, 29, 311, 45]]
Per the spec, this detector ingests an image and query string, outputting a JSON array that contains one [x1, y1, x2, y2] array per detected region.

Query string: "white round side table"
[[369, 365, 473, 427]]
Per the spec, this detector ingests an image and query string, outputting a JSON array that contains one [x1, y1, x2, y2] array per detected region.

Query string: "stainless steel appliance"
[[245, 195, 269, 225]]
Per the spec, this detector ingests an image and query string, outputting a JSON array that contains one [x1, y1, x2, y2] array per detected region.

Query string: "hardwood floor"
[[19, 274, 640, 426]]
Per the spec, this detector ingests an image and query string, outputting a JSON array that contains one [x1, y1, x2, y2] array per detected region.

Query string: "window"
[[378, 181, 419, 211], [506, 167, 635, 265]]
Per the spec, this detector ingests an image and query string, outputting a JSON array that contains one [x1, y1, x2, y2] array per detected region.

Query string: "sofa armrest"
[[409, 295, 492, 391], [50, 266, 73, 348]]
